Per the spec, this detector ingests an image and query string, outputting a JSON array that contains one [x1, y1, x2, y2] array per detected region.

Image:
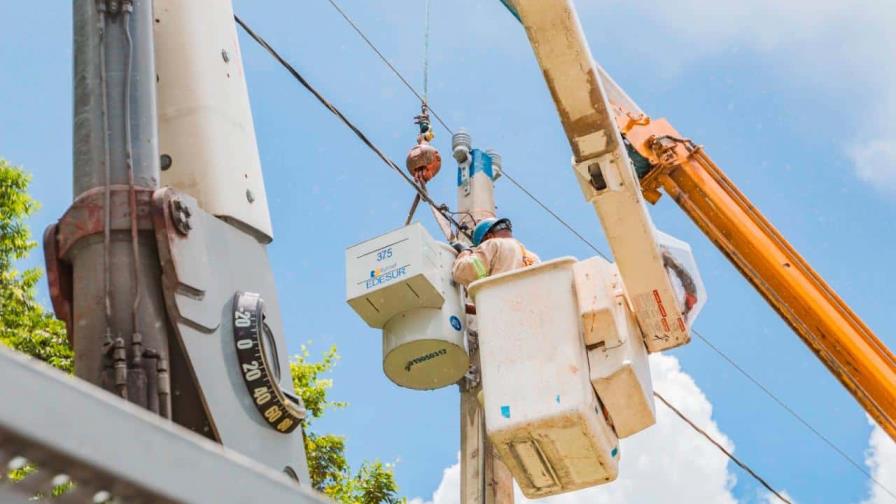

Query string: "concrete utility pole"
[[452, 132, 515, 504], [67, 0, 172, 413]]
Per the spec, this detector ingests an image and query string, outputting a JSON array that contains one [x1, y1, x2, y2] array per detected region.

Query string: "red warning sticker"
[[653, 289, 667, 317], [634, 288, 690, 352]]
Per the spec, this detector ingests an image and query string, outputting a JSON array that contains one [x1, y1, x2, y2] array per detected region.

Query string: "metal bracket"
[[151, 188, 311, 480], [43, 185, 155, 341]]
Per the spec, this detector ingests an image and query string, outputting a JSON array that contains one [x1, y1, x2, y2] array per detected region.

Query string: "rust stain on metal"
[[539, 67, 618, 164], [42, 224, 74, 343], [55, 185, 155, 259]]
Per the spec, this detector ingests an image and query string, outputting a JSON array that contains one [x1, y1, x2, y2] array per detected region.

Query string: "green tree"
[[0, 159, 73, 496], [291, 345, 405, 504], [0, 159, 72, 372]]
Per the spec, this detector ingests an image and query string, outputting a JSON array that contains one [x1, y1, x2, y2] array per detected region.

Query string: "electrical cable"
[[423, 0, 432, 105], [234, 15, 470, 239], [236, 11, 892, 502], [693, 328, 896, 500], [96, 5, 113, 338], [122, 5, 144, 359], [500, 172, 610, 262], [654, 392, 793, 504], [323, 0, 454, 136]]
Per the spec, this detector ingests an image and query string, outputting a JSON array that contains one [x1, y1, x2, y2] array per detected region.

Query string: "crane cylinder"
[[345, 224, 468, 390]]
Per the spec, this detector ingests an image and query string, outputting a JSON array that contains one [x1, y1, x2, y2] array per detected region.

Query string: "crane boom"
[[511, 0, 896, 440], [623, 115, 896, 440]]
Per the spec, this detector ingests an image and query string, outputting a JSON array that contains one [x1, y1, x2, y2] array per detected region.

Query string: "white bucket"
[[469, 257, 619, 498]]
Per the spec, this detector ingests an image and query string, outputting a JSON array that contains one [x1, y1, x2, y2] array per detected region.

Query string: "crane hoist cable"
[[404, 0, 442, 230], [324, 0, 454, 135], [311, 3, 896, 500], [232, 15, 469, 240]]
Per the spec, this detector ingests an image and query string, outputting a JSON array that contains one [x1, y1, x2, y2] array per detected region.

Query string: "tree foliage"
[[291, 345, 405, 503], [0, 159, 74, 495], [0, 159, 72, 372]]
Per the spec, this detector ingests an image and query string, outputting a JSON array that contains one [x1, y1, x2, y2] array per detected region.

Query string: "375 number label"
[[232, 292, 305, 434]]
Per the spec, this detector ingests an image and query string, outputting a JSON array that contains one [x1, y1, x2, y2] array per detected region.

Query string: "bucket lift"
[[468, 246, 703, 498], [343, 72, 705, 498]]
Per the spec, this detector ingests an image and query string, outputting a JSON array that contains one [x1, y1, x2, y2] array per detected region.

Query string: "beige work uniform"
[[452, 237, 540, 288]]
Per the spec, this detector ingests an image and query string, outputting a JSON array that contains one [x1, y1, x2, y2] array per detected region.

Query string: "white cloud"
[[580, 1, 896, 194], [850, 135, 896, 197], [412, 354, 746, 504], [409, 453, 462, 504], [861, 419, 896, 504]]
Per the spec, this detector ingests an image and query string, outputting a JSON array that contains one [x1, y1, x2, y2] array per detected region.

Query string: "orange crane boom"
[[620, 113, 896, 440]]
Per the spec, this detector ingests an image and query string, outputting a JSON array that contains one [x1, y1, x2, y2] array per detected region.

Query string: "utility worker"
[[451, 217, 540, 288]]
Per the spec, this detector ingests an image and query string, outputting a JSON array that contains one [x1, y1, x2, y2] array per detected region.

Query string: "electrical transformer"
[[346, 224, 468, 390]]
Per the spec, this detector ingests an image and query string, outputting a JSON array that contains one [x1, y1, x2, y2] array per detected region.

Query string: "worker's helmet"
[[472, 217, 512, 246]]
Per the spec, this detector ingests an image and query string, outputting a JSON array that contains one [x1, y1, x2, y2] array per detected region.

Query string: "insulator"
[[485, 149, 502, 179], [452, 129, 472, 163]]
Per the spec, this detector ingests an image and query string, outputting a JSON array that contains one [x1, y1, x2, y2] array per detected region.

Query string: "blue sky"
[[2, 1, 895, 502]]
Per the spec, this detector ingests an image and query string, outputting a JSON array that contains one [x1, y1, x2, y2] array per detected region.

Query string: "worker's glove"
[[450, 241, 469, 254]]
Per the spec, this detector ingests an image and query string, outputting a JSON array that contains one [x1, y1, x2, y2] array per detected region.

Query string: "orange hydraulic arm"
[[618, 112, 896, 440]]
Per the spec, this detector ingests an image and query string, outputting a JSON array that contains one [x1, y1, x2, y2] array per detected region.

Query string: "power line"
[[654, 392, 793, 504], [310, 4, 896, 499], [693, 328, 896, 500], [323, 0, 454, 135], [233, 15, 468, 239], [237, 9, 888, 502], [500, 172, 610, 262], [322, 0, 611, 264]]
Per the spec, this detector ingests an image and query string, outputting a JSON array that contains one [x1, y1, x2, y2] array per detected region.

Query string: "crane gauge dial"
[[232, 292, 305, 434]]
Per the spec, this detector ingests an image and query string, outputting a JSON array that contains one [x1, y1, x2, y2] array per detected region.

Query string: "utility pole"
[[452, 132, 515, 504]]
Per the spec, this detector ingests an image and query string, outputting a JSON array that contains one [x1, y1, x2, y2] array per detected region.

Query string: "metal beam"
[[0, 347, 329, 503]]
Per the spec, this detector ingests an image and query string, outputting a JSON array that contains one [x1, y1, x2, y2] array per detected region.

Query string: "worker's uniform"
[[452, 237, 540, 288]]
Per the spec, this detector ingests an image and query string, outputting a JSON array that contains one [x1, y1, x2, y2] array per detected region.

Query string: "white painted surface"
[[382, 243, 468, 390], [346, 225, 467, 390], [155, 0, 273, 240], [586, 310, 656, 439], [514, 0, 703, 352], [469, 258, 619, 498], [573, 256, 656, 438], [345, 223, 445, 328], [572, 256, 626, 347]]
